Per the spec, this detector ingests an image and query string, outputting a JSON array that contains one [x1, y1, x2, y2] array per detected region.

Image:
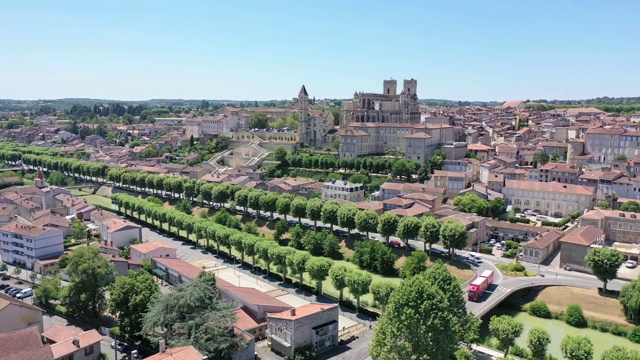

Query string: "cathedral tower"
[[383, 79, 397, 95], [296, 85, 311, 145]]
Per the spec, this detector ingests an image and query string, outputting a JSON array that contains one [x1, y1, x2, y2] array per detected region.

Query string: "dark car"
[[0, 284, 9, 290], [4, 286, 16, 294], [111, 340, 128, 353], [8, 288, 22, 297], [430, 248, 445, 255], [406, 243, 417, 251]]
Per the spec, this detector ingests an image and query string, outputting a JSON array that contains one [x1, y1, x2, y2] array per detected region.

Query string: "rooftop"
[[269, 303, 338, 320], [130, 241, 176, 254], [560, 226, 604, 246], [504, 180, 594, 196], [50, 329, 102, 359], [144, 345, 204, 360], [0, 326, 53, 360], [0, 222, 56, 238]]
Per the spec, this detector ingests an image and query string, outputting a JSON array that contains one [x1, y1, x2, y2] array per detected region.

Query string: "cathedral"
[[293, 85, 334, 148], [340, 79, 421, 126]]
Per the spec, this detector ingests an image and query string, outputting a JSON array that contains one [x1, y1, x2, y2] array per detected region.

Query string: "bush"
[[454, 348, 474, 360], [505, 240, 520, 250], [610, 324, 628, 337], [503, 249, 518, 258], [629, 326, 640, 344], [597, 321, 611, 333], [507, 263, 526, 272], [480, 246, 493, 255], [565, 303, 587, 328], [528, 301, 552, 318], [510, 344, 530, 359]]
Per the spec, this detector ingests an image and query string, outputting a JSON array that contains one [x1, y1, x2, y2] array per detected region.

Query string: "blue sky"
[[1, 1, 638, 101]]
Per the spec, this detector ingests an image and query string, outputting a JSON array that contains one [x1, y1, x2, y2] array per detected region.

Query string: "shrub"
[[454, 348, 474, 360], [597, 321, 611, 333], [510, 344, 530, 359], [528, 301, 551, 318], [507, 263, 526, 272], [629, 326, 640, 344], [480, 246, 493, 255], [293, 344, 317, 360], [503, 249, 518, 258], [505, 240, 520, 250], [610, 324, 628, 337], [565, 303, 587, 328]]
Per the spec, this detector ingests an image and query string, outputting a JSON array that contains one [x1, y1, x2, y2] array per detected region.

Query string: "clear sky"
[[2, 1, 639, 102]]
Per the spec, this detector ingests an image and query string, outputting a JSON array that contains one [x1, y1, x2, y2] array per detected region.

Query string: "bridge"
[[465, 263, 624, 317]]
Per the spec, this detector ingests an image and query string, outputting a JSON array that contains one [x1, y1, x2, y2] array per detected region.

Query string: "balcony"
[[267, 330, 292, 348]]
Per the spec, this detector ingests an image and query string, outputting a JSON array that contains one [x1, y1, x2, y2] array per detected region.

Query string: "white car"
[[626, 260, 637, 269], [16, 288, 33, 299]]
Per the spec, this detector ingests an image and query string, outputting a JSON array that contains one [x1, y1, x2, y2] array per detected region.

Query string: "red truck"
[[468, 270, 494, 302]]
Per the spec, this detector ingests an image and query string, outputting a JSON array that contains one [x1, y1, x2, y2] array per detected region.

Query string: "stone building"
[[267, 304, 339, 358], [321, 180, 365, 202], [341, 79, 420, 126], [503, 180, 595, 218], [292, 85, 334, 148], [580, 209, 640, 243], [559, 226, 605, 273]]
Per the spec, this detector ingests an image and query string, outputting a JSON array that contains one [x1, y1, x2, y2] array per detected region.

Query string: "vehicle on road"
[[0, 284, 9, 290], [16, 288, 33, 299], [468, 270, 494, 302], [468, 253, 483, 263], [430, 248, 445, 255], [536, 215, 546, 221], [389, 240, 402, 248], [406, 243, 416, 251], [626, 260, 638, 268], [111, 340, 128, 353]]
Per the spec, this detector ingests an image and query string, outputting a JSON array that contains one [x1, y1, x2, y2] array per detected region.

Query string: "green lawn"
[[79, 194, 113, 208]]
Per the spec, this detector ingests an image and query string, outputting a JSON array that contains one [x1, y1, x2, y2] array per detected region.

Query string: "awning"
[[152, 269, 166, 277]]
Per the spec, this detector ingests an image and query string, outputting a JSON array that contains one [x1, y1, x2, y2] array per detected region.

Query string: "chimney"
[[290, 308, 296, 316], [159, 339, 166, 353], [72, 338, 80, 347]]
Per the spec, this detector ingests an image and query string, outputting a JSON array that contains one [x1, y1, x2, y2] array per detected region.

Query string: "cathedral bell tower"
[[35, 170, 46, 189], [296, 85, 311, 146]]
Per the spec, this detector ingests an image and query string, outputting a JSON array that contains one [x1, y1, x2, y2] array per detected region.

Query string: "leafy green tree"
[[370, 281, 396, 312], [286, 251, 311, 288], [533, 151, 551, 167], [243, 221, 258, 235], [601, 345, 640, 360], [396, 216, 421, 247], [62, 246, 115, 318], [321, 201, 340, 232], [453, 193, 489, 216], [109, 270, 160, 337], [585, 247, 625, 291], [488, 315, 524, 358], [370, 271, 466, 360], [306, 257, 333, 295], [289, 225, 305, 249], [12, 265, 22, 279], [377, 212, 399, 243], [346, 270, 372, 310], [417, 164, 429, 182], [175, 199, 193, 215], [352, 240, 397, 275], [276, 197, 291, 221], [620, 201, 640, 213], [565, 303, 587, 328], [440, 220, 468, 257], [142, 273, 243, 359], [356, 210, 378, 239], [488, 197, 507, 217], [274, 146, 289, 165], [306, 198, 324, 227], [527, 327, 551, 360], [34, 276, 61, 307], [47, 171, 73, 186], [290, 197, 307, 224], [420, 216, 441, 253], [273, 219, 289, 243], [425, 261, 467, 318], [427, 150, 446, 173], [620, 280, 640, 324], [560, 335, 593, 360], [337, 205, 358, 237], [329, 265, 349, 302], [256, 240, 277, 275], [401, 251, 428, 278], [249, 112, 269, 129], [270, 246, 295, 282], [260, 192, 279, 218]]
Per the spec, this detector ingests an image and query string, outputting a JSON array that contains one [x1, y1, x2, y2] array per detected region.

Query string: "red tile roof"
[[144, 345, 204, 360], [154, 258, 203, 280], [504, 180, 594, 196], [41, 325, 82, 343], [233, 308, 265, 331], [50, 329, 102, 359], [269, 303, 338, 320], [130, 241, 176, 254], [561, 226, 604, 246], [0, 326, 53, 360], [218, 286, 292, 308]]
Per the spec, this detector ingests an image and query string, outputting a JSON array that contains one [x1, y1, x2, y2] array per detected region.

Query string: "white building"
[[0, 222, 63, 269], [100, 218, 142, 248], [503, 180, 596, 218], [321, 180, 365, 202]]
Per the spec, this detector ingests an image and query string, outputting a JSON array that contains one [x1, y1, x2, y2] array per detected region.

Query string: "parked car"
[[536, 215, 546, 221], [468, 253, 483, 263], [4, 286, 16, 294], [430, 248, 445, 255], [626, 260, 638, 268], [0, 284, 9, 290], [495, 244, 503, 250], [406, 243, 417, 251], [8, 288, 22, 297], [389, 240, 402, 248], [16, 288, 33, 299], [111, 340, 128, 353]]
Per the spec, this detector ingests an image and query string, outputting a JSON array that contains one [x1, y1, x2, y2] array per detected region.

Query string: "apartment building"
[[321, 180, 365, 202], [129, 241, 177, 262], [0, 222, 63, 269], [503, 180, 595, 218], [443, 158, 480, 183], [580, 209, 640, 243], [430, 171, 468, 197], [486, 220, 545, 242], [529, 162, 583, 184], [584, 127, 628, 163]]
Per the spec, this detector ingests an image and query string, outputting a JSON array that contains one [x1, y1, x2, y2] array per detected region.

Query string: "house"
[[89, 209, 118, 229], [42, 325, 102, 360], [100, 218, 143, 248], [430, 171, 468, 197], [152, 257, 202, 285], [0, 222, 64, 270], [559, 226, 605, 273], [502, 180, 595, 218], [0, 326, 54, 360], [580, 209, 640, 243], [0, 204, 16, 223], [267, 304, 339, 358], [144, 345, 204, 360], [486, 220, 545, 242], [521, 230, 564, 265], [130, 241, 177, 262], [321, 180, 365, 202], [0, 292, 44, 333]]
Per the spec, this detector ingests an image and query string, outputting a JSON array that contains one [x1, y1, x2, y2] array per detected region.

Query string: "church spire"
[[299, 85, 308, 97]]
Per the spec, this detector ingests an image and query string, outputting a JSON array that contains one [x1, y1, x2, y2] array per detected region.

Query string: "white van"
[[536, 215, 546, 221], [16, 288, 33, 299], [468, 253, 482, 263]]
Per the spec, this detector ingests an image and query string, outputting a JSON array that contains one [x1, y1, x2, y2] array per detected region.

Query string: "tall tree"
[[356, 210, 379, 239], [370, 281, 396, 312], [346, 270, 372, 310], [62, 246, 116, 318], [306, 257, 333, 295], [290, 197, 307, 224], [337, 205, 358, 237], [440, 220, 468, 257], [620, 279, 640, 324], [377, 212, 399, 244], [601, 345, 640, 360], [329, 265, 349, 302], [370, 271, 466, 360], [396, 216, 421, 248], [34, 276, 61, 307], [260, 193, 279, 219], [560, 335, 593, 360], [489, 315, 524, 358], [142, 273, 243, 359], [321, 201, 340, 232], [401, 251, 428, 278], [420, 215, 441, 253], [585, 247, 625, 291], [276, 197, 291, 221], [306, 198, 324, 228], [286, 251, 311, 288], [527, 327, 551, 360], [109, 270, 160, 337]]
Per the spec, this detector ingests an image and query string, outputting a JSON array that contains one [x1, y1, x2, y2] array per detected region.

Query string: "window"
[[85, 346, 94, 356]]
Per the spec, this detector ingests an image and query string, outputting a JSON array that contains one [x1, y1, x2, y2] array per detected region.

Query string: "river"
[[481, 307, 640, 359]]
